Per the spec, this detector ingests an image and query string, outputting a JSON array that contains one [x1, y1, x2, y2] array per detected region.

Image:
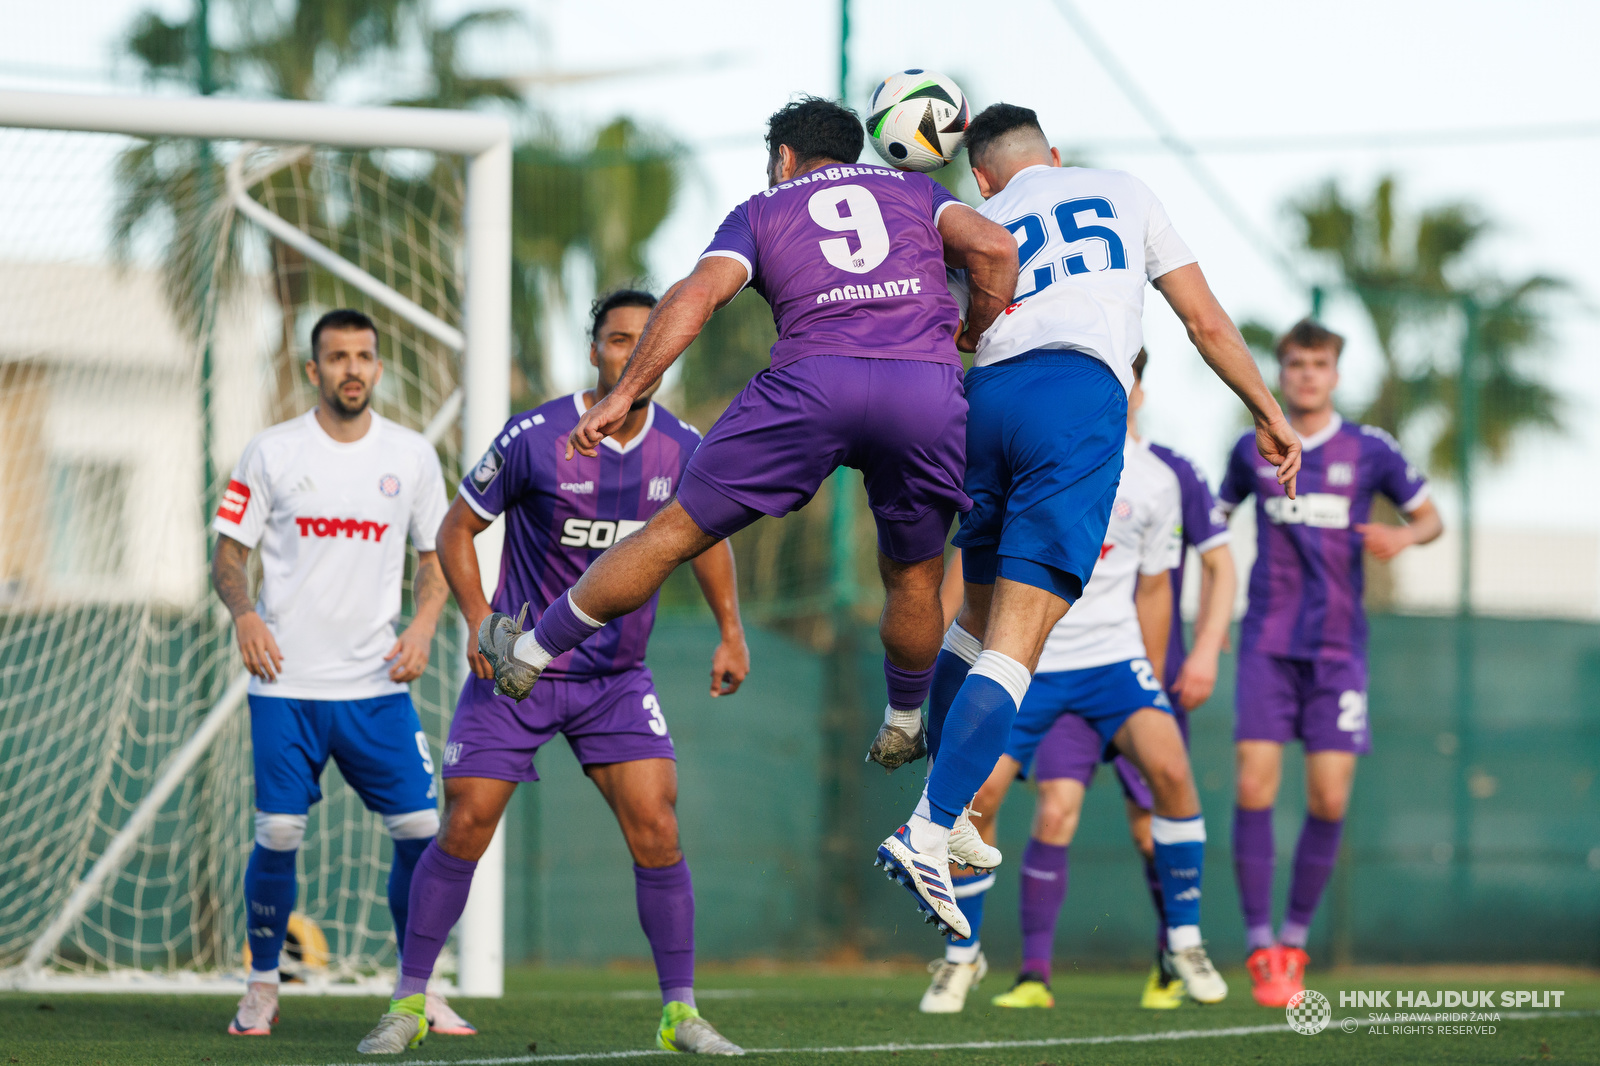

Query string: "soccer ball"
[[865, 70, 971, 173]]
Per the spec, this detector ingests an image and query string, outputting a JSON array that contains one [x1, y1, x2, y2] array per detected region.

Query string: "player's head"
[[765, 96, 863, 187], [965, 103, 1059, 200], [1274, 318, 1343, 417], [589, 288, 658, 409], [307, 308, 382, 418]]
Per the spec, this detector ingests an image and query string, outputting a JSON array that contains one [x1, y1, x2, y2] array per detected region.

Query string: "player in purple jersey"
[[1219, 320, 1442, 1008], [472, 98, 1018, 876], [357, 291, 749, 1056]]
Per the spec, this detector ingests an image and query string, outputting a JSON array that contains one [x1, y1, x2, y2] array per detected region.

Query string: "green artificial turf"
[[2, 965, 1595, 1065]]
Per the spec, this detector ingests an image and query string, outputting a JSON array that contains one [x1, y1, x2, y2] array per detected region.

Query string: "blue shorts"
[[1004, 658, 1173, 776], [953, 350, 1127, 603], [248, 693, 437, 816]]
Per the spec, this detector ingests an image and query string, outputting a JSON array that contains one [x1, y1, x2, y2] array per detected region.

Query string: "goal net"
[[0, 93, 509, 992]]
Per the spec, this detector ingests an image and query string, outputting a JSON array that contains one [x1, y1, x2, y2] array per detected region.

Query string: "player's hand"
[[1356, 522, 1414, 562], [566, 390, 634, 460], [235, 611, 284, 682], [1172, 652, 1219, 710], [1255, 414, 1301, 499], [956, 324, 982, 354], [709, 629, 750, 697], [386, 623, 434, 683], [464, 608, 494, 680]]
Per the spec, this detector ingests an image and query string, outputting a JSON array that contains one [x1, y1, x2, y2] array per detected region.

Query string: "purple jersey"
[[460, 393, 703, 679], [700, 165, 964, 370], [1220, 416, 1428, 660], [1148, 442, 1232, 691]]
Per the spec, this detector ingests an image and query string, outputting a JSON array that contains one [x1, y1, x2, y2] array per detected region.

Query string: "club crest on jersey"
[[647, 476, 672, 502], [1113, 498, 1133, 520], [470, 444, 503, 493], [378, 473, 401, 497]]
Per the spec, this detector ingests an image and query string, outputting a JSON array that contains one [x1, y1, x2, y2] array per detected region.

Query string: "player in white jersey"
[[918, 355, 1227, 1011], [878, 102, 1299, 948], [210, 309, 465, 1038]]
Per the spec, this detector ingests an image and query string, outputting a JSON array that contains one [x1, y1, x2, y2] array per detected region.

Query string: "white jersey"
[[1035, 436, 1183, 673], [950, 165, 1195, 394], [213, 411, 449, 700]]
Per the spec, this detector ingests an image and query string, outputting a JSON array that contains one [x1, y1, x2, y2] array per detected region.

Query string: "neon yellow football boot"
[[657, 1001, 743, 1055], [991, 972, 1055, 1009], [357, 993, 428, 1054], [1140, 958, 1186, 1009]]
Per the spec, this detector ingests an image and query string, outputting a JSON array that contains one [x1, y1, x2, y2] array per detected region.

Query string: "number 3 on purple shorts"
[[642, 694, 668, 736]]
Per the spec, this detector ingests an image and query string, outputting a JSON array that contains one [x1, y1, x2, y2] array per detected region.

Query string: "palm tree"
[[1290, 175, 1564, 476]]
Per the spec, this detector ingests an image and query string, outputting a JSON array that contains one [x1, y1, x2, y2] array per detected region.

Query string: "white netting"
[[0, 126, 467, 986]]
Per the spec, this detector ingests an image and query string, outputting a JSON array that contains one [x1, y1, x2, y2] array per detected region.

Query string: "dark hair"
[[590, 289, 657, 343], [310, 308, 378, 360], [1132, 348, 1148, 382], [964, 102, 1045, 166], [765, 95, 863, 169], [1275, 318, 1345, 360]]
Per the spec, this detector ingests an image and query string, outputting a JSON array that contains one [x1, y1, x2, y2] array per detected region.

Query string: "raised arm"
[[1153, 263, 1301, 497], [1134, 569, 1173, 684], [938, 205, 1020, 352], [211, 533, 282, 681], [687, 539, 749, 697], [436, 495, 496, 679], [567, 256, 749, 459], [1172, 543, 1237, 710]]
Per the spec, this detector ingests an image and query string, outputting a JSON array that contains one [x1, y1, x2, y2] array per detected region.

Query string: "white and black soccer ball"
[[865, 70, 970, 173]]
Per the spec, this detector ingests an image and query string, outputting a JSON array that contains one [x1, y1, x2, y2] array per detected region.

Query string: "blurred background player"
[[1220, 319, 1443, 1007], [474, 95, 1018, 944], [357, 290, 750, 1056], [919, 352, 1228, 1013], [210, 309, 452, 1037], [893, 102, 1299, 940]]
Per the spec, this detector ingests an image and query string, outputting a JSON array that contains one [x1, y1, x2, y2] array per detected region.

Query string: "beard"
[[325, 382, 371, 417]]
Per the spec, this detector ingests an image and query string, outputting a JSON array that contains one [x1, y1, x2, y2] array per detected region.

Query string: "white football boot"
[[947, 809, 1001, 872], [875, 824, 970, 939], [425, 989, 476, 1035], [919, 952, 988, 1013], [227, 979, 278, 1036], [1166, 943, 1229, 1004]]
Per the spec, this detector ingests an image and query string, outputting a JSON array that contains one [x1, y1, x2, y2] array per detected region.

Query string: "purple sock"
[[635, 860, 695, 1003], [1142, 855, 1168, 952], [1233, 806, 1276, 951], [884, 658, 936, 711], [530, 592, 603, 660], [394, 842, 477, 998], [1019, 839, 1068, 983], [1282, 815, 1343, 947]]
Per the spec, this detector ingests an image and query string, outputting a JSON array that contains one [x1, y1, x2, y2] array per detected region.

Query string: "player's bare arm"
[[1173, 543, 1236, 710], [937, 205, 1020, 351], [210, 533, 283, 682], [688, 540, 749, 697], [1356, 497, 1444, 561], [1133, 569, 1173, 684], [1153, 263, 1301, 497], [436, 496, 496, 680], [386, 550, 447, 683], [567, 256, 748, 459]]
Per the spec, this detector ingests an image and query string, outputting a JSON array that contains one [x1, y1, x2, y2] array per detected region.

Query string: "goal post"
[[0, 89, 510, 995]]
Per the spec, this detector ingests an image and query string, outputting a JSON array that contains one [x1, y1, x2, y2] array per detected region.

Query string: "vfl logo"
[[560, 480, 595, 495], [560, 518, 646, 549], [296, 517, 390, 541], [217, 480, 251, 524], [647, 476, 672, 502], [378, 473, 401, 497], [1327, 462, 1354, 487], [443, 742, 463, 767]]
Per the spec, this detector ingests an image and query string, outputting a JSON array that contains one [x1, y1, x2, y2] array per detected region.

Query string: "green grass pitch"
[[3, 965, 1595, 1065]]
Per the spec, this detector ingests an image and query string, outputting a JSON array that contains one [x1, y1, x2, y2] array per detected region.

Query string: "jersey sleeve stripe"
[[1399, 483, 1431, 513], [1193, 530, 1231, 554], [932, 199, 965, 225], [698, 249, 752, 284], [459, 487, 499, 522]]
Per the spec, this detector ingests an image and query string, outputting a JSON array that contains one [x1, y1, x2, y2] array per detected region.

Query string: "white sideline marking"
[[284, 1009, 1599, 1066]]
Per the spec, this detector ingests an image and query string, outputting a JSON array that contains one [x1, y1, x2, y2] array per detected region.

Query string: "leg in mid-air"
[[866, 551, 948, 772], [1113, 707, 1228, 1004], [584, 758, 741, 1056]]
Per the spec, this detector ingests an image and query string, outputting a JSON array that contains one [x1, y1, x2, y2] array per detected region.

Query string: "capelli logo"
[[560, 481, 595, 495]]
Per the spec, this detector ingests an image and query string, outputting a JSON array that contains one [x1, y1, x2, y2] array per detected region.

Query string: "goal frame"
[[0, 89, 512, 997]]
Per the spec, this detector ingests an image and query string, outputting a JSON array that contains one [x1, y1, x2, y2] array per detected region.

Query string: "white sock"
[[913, 777, 933, 823], [969, 649, 1031, 707], [941, 622, 982, 665], [885, 705, 924, 733], [248, 967, 281, 985], [511, 631, 556, 669], [945, 941, 981, 965], [908, 813, 950, 855], [1168, 925, 1201, 952]]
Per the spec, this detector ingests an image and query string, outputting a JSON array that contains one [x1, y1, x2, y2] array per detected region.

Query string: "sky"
[[4, 0, 1600, 533]]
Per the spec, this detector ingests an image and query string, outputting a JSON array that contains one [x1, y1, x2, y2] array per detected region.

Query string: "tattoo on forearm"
[[413, 555, 448, 612], [210, 539, 255, 618]]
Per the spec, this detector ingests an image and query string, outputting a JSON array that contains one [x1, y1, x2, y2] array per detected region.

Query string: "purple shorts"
[[441, 667, 675, 782], [676, 355, 969, 563], [1234, 651, 1370, 755], [1028, 714, 1158, 809]]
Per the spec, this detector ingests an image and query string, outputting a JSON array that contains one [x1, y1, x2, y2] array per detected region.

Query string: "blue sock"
[[924, 651, 1028, 827], [1151, 815, 1206, 933], [245, 844, 297, 973], [946, 870, 991, 950], [388, 837, 430, 961], [926, 648, 972, 763]]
